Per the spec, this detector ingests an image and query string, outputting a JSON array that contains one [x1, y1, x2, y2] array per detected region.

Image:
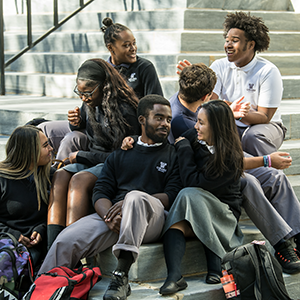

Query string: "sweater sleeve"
[[32, 222, 47, 240], [141, 63, 163, 97], [92, 152, 117, 205], [175, 139, 235, 193], [163, 155, 182, 207], [69, 104, 87, 132], [0, 223, 22, 240], [76, 150, 111, 166]]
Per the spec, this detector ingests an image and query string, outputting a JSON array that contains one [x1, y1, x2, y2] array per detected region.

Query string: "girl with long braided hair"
[[47, 58, 140, 249]]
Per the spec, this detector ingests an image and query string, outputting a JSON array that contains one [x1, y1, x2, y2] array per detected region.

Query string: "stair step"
[[3, 0, 189, 15], [187, 0, 294, 11], [4, 30, 300, 53], [4, 52, 300, 77], [280, 141, 300, 175], [281, 99, 300, 140], [89, 272, 300, 300], [0, 136, 9, 162], [3, 10, 300, 33], [89, 274, 300, 300], [97, 223, 272, 282], [3, 72, 300, 100], [286, 175, 300, 198], [3, 0, 294, 16]]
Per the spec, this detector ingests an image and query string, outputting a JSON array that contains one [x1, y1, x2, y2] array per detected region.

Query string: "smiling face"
[[37, 132, 53, 167], [224, 28, 255, 67], [194, 108, 212, 146], [140, 104, 172, 144], [108, 30, 137, 66], [76, 80, 101, 108]]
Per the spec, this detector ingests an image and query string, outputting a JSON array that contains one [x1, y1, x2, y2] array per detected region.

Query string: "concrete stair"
[[2, 2, 300, 98], [1, 0, 300, 298]]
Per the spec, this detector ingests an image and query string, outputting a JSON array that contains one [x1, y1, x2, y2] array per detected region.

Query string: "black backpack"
[[221, 242, 292, 300]]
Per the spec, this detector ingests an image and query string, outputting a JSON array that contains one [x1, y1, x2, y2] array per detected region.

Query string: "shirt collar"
[[137, 136, 163, 147], [229, 55, 257, 72], [107, 56, 130, 69], [198, 140, 215, 154]]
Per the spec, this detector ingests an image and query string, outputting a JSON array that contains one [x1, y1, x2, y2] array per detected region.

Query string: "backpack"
[[221, 241, 292, 300], [0, 232, 33, 300], [22, 265, 102, 300]]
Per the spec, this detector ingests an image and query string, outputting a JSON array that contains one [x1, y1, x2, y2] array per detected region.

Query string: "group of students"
[[1, 11, 300, 300]]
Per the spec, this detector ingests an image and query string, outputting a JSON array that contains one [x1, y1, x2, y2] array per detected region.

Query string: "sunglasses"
[[73, 84, 100, 98]]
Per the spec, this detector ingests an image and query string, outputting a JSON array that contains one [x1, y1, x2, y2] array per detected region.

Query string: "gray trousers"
[[244, 166, 300, 243], [237, 122, 286, 156], [241, 172, 295, 246], [38, 191, 165, 274]]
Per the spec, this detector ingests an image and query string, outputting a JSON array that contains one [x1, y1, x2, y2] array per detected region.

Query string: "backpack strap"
[[243, 244, 262, 300], [0, 247, 19, 288], [257, 245, 292, 300], [0, 232, 19, 247]]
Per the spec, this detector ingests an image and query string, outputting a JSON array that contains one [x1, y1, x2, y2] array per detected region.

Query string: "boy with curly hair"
[[178, 12, 286, 157], [210, 11, 286, 156]]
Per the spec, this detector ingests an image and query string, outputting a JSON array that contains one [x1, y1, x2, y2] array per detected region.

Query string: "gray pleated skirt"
[[162, 187, 244, 258]]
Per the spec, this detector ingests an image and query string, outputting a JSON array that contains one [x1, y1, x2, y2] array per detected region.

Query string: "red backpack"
[[22, 265, 101, 300]]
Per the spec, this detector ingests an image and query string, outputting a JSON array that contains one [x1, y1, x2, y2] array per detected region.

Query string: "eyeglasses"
[[73, 84, 100, 98]]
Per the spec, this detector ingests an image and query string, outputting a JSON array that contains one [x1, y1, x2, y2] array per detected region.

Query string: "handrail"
[[0, 0, 94, 95]]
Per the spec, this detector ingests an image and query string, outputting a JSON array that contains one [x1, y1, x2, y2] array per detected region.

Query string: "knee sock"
[[163, 228, 186, 282], [203, 245, 222, 276], [47, 224, 65, 251], [116, 250, 134, 277], [273, 238, 286, 252]]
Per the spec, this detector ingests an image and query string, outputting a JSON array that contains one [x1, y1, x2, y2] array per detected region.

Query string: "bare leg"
[[170, 220, 195, 238], [48, 169, 73, 226], [66, 171, 98, 226], [47, 169, 73, 249]]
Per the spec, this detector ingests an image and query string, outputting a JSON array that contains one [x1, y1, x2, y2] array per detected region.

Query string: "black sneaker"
[[103, 270, 131, 300], [275, 240, 300, 274], [294, 236, 300, 254]]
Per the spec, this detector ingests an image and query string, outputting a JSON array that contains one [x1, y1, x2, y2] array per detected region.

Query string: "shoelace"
[[277, 247, 300, 263], [107, 275, 124, 290], [295, 248, 300, 260]]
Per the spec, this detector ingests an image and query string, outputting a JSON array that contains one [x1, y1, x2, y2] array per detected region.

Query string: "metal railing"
[[0, 0, 94, 95]]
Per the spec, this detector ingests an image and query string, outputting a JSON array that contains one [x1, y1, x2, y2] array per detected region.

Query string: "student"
[[37, 95, 182, 300], [47, 58, 140, 249], [39, 17, 163, 157], [101, 17, 163, 99], [0, 125, 53, 271], [169, 62, 300, 276], [160, 100, 244, 293], [177, 11, 286, 156]]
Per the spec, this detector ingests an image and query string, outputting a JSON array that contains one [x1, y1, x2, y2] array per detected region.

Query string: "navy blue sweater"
[[92, 140, 182, 208]]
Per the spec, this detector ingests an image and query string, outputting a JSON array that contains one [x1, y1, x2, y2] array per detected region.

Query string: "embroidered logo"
[[246, 83, 256, 92], [156, 162, 167, 173], [128, 73, 137, 82]]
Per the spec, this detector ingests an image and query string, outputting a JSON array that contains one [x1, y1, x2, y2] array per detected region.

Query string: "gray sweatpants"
[[38, 191, 165, 274], [241, 173, 294, 246], [245, 166, 300, 243], [237, 122, 286, 156]]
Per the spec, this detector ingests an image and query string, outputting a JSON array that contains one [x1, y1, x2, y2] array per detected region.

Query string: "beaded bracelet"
[[268, 155, 271, 167], [263, 155, 269, 167]]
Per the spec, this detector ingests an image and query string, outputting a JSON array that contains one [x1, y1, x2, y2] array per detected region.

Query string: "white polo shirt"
[[210, 56, 283, 126]]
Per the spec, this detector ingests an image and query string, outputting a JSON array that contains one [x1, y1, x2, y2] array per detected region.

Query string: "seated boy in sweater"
[[37, 94, 182, 300]]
